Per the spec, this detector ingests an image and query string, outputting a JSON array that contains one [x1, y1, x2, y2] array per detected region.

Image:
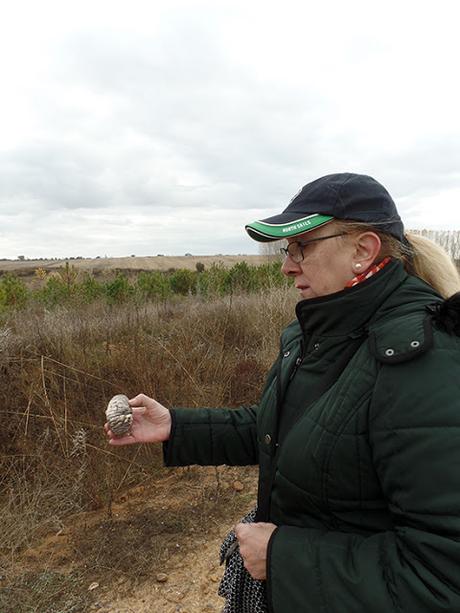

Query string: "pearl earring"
[[355, 263, 362, 270]]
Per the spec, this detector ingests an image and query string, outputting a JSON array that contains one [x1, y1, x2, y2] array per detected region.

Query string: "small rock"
[[209, 573, 221, 583], [232, 480, 244, 492], [156, 572, 169, 583], [88, 582, 99, 591], [171, 591, 185, 602]]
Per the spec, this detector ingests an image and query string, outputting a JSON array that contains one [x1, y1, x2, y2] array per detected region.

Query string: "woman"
[[105, 173, 460, 612]]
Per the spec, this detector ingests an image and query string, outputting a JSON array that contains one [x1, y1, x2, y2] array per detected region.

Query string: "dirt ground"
[[2, 466, 258, 613]]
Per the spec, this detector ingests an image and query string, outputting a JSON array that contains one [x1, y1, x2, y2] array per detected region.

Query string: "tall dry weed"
[[0, 286, 297, 567]]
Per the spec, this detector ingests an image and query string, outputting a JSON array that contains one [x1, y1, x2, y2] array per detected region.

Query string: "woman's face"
[[281, 224, 357, 299]]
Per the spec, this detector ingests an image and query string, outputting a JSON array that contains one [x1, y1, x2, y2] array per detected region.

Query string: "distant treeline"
[[0, 261, 290, 311], [409, 229, 460, 260]]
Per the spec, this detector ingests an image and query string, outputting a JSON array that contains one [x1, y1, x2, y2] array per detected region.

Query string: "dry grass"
[[1, 569, 93, 613], [0, 287, 296, 612]]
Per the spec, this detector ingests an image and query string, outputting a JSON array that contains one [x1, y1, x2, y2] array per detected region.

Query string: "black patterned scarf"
[[218, 508, 268, 612]]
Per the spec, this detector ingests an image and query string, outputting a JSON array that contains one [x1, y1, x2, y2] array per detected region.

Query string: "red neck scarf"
[[345, 257, 392, 288]]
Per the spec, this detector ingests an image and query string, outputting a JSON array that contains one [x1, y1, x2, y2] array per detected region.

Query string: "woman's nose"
[[281, 255, 301, 276]]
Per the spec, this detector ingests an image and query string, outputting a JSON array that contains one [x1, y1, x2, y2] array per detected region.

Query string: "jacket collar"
[[295, 260, 408, 339]]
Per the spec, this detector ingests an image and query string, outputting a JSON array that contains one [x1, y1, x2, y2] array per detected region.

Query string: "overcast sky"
[[1, 0, 460, 258]]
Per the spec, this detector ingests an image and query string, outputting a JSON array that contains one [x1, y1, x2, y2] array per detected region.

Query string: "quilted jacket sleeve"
[[163, 357, 279, 467], [163, 405, 259, 466], [267, 340, 460, 612]]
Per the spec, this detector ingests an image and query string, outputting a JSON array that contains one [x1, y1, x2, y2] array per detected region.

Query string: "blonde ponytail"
[[405, 232, 460, 298]]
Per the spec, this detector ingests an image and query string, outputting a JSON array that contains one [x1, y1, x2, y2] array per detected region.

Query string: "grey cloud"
[[45, 21, 327, 186], [2, 3, 460, 258], [355, 138, 460, 213], [0, 9, 335, 221], [0, 145, 112, 212]]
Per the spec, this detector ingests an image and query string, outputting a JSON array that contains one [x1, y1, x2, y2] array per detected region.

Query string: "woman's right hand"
[[104, 393, 172, 446]]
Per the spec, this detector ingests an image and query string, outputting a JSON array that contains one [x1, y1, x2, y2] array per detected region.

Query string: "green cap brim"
[[245, 214, 334, 242]]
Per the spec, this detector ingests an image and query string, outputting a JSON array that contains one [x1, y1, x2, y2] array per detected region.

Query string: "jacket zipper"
[[289, 354, 303, 381], [288, 339, 304, 382]]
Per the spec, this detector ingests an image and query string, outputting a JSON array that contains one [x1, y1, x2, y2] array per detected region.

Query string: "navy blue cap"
[[246, 173, 404, 242]]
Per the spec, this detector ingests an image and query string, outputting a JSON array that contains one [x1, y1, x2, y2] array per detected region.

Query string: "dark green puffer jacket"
[[164, 261, 460, 612]]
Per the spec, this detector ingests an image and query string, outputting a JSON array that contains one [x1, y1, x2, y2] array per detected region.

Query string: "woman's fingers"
[[104, 421, 134, 444], [131, 406, 147, 416], [108, 433, 136, 445], [129, 393, 151, 407]]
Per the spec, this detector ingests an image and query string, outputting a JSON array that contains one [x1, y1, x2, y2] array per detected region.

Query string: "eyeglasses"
[[280, 233, 346, 263]]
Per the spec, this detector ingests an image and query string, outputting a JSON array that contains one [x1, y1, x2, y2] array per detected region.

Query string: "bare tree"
[[259, 240, 285, 257], [409, 229, 460, 261]]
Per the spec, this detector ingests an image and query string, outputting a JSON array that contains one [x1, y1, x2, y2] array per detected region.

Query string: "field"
[[0, 255, 297, 613], [1, 234, 458, 612], [0, 255, 272, 283]]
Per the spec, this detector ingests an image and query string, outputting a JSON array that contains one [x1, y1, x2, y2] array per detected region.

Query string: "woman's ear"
[[351, 232, 382, 274]]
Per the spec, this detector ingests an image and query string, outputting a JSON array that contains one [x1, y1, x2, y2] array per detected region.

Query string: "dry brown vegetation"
[[0, 287, 297, 612]]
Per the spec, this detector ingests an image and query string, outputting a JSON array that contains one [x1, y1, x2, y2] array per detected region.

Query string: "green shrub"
[[196, 263, 228, 296], [0, 274, 29, 310], [255, 260, 288, 289], [225, 261, 255, 293], [169, 269, 197, 295], [78, 274, 103, 303], [37, 276, 73, 308], [104, 274, 133, 304], [136, 271, 171, 300], [57, 262, 79, 289]]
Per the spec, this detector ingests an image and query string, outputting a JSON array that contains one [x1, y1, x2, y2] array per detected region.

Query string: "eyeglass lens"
[[279, 242, 303, 262], [288, 243, 302, 262]]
